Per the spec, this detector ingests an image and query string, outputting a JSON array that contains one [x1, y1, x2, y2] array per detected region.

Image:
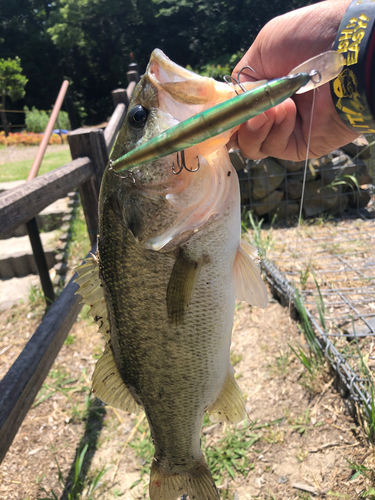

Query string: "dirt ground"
[[0, 283, 374, 500], [0, 144, 70, 165]]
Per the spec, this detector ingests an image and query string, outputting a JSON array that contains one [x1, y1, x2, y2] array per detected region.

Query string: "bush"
[[0, 131, 63, 146], [24, 106, 71, 133]]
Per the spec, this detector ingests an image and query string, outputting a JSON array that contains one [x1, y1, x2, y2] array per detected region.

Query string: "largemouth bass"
[[75, 49, 268, 500]]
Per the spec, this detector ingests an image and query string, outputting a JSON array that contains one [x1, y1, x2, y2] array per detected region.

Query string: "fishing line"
[[285, 87, 317, 362]]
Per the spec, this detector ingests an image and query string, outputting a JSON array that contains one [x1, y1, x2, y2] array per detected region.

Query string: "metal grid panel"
[[260, 218, 375, 409]]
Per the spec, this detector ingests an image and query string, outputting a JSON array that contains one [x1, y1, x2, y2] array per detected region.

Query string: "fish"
[[75, 48, 271, 500]]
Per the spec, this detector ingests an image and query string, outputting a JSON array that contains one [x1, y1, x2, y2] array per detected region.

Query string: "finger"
[[255, 99, 299, 159], [226, 130, 239, 151], [237, 100, 299, 160], [237, 110, 274, 160]]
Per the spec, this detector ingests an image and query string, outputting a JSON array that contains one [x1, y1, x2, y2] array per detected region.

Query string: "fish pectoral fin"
[[92, 345, 140, 414], [150, 458, 219, 500], [207, 365, 246, 424], [233, 239, 268, 308], [74, 255, 111, 342], [166, 250, 203, 326]]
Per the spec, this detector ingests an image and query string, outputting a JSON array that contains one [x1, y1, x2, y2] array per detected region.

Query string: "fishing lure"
[[111, 50, 344, 173]]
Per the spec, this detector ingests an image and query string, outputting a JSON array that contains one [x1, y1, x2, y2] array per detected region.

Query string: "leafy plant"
[[24, 106, 71, 133], [0, 57, 28, 136], [205, 420, 259, 482]]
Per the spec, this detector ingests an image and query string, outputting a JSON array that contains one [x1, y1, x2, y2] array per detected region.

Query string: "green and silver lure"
[[111, 50, 344, 173]]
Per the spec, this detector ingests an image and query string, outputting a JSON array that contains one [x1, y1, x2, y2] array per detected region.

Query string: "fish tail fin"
[[150, 458, 219, 500]]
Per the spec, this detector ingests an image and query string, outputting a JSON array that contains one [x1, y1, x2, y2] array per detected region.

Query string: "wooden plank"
[[68, 129, 109, 243], [0, 246, 96, 464], [26, 217, 55, 303], [104, 103, 126, 153], [112, 89, 128, 109], [79, 177, 99, 246], [126, 81, 136, 102], [0, 157, 94, 236], [68, 128, 109, 189]]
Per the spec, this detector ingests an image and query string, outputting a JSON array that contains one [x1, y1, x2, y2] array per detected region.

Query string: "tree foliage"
[[0, 0, 319, 124], [0, 57, 28, 135], [0, 57, 28, 101]]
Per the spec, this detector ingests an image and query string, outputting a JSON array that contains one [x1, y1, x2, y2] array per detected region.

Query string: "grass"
[[0, 147, 71, 182], [127, 413, 292, 497], [243, 211, 276, 259], [38, 442, 109, 500]]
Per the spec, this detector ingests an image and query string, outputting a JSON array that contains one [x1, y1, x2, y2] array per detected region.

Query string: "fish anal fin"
[[207, 366, 246, 424], [166, 251, 203, 326], [92, 345, 140, 414], [233, 239, 268, 308], [150, 458, 219, 500]]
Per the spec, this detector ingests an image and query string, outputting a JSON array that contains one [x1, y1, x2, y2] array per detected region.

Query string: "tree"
[[0, 57, 28, 136]]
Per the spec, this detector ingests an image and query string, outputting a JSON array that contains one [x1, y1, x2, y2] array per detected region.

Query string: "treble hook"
[[224, 65, 257, 94], [172, 150, 200, 175]]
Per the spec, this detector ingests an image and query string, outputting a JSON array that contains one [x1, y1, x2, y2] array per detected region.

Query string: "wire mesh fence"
[[237, 135, 375, 417], [233, 135, 374, 222]]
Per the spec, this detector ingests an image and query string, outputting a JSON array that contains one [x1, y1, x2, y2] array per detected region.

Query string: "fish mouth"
[[147, 49, 218, 107]]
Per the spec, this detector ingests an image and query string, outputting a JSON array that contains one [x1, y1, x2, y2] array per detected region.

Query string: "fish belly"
[[98, 177, 239, 474]]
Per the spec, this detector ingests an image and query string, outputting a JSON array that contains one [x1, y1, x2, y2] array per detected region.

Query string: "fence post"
[[68, 128, 109, 245], [112, 89, 129, 109], [127, 62, 140, 83], [26, 218, 55, 304]]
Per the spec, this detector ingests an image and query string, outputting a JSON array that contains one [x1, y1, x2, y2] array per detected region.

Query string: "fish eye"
[[128, 104, 149, 129]]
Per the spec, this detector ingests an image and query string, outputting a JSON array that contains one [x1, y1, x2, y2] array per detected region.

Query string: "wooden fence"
[[0, 65, 139, 463]]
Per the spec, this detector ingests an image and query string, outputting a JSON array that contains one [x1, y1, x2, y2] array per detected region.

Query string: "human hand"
[[228, 0, 359, 161]]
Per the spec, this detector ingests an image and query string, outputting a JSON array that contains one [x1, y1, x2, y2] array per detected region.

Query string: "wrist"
[[331, 0, 375, 133]]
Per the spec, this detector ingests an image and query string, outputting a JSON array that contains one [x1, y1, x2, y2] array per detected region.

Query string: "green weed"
[[270, 350, 291, 378], [299, 264, 311, 289], [290, 288, 326, 392], [289, 409, 310, 435], [314, 278, 326, 331], [32, 367, 77, 408], [244, 212, 276, 259], [205, 420, 259, 483], [346, 458, 375, 482], [64, 203, 91, 269], [65, 334, 76, 346], [37, 444, 109, 500], [230, 352, 243, 367], [29, 285, 46, 306]]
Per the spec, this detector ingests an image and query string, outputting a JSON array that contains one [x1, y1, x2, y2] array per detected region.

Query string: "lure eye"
[[128, 104, 149, 129]]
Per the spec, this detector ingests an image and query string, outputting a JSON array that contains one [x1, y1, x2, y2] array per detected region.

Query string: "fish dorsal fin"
[[166, 250, 203, 326], [74, 256, 110, 342], [92, 345, 141, 413], [233, 240, 268, 308], [207, 365, 246, 424]]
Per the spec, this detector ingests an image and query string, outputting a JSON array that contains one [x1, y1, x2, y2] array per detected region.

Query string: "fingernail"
[[247, 113, 269, 132]]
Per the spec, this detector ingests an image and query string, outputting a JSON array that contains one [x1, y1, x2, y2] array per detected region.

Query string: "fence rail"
[[0, 65, 138, 463]]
